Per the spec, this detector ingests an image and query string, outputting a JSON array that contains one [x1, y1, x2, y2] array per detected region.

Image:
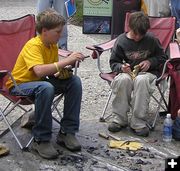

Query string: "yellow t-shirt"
[[6, 36, 58, 89]]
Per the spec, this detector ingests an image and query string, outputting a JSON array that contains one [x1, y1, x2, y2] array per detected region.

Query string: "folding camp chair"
[[86, 13, 176, 129], [0, 15, 78, 150], [0, 14, 36, 150]]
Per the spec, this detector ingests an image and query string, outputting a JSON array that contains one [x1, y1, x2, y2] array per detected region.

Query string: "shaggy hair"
[[36, 8, 66, 34], [129, 11, 150, 35]]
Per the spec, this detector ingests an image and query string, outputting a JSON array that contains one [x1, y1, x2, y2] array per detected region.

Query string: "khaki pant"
[[111, 72, 156, 129]]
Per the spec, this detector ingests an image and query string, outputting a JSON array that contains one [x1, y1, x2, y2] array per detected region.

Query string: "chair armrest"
[[58, 49, 80, 76], [169, 42, 180, 59], [58, 49, 72, 57], [86, 38, 117, 59], [86, 38, 117, 73], [86, 38, 117, 52], [99, 72, 117, 83], [156, 42, 180, 84], [95, 38, 117, 51], [156, 59, 170, 85], [86, 45, 104, 51]]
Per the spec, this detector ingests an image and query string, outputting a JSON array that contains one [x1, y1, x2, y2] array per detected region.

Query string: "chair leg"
[[1, 100, 22, 119], [52, 94, 63, 119], [157, 85, 168, 110], [51, 94, 64, 125], [0, 109, 33, 150], [0, 94, 63, 150], [99, 90, 113, 122], [25, 137, 34, 150], [147, 81, 169, 130], [150, 100, 162, 130], [149, 91, 167, 130], [151, 95, 167, 111], [52, 116, 61, 125], [2, 101, 12, 113]]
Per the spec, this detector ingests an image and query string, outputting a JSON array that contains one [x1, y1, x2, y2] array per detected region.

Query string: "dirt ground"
[[0, 0, 180, 171]]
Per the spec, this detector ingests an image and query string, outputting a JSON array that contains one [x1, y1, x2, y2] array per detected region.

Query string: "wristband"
[[54, 62, 61, 73]]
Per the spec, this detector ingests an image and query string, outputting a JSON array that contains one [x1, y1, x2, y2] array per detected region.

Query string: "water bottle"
[[163, 113, 173, 142]]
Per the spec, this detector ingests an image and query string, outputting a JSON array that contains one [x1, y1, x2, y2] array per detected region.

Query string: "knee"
[[38, 82, 55, 97], [114, 73, 132, 86], [70, 76, 82, 92], [134, 75, 148, 86], [111, 74, 132, 94], [72, 76, 82, 87], [121, 75, 132, 85]]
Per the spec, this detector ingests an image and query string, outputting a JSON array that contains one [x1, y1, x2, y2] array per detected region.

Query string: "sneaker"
[[108, 122, 126, 133], [21, 110, 35, 129], [56, 132, 81, 152], [32, 141, 59, 159], [131, 127, 150, 137]]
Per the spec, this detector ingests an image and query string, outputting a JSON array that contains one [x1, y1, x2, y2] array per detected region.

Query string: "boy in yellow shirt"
[[6, 9, 84, 159]]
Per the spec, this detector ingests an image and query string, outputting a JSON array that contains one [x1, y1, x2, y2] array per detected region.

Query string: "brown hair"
[[129, 11, 150, 35], [36, 8, 66, 34]]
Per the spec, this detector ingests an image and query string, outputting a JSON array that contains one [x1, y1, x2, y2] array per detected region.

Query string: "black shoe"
[[131, 127, 150, 137], [32, 141, 59, 159], [56, 132, 81, 152], [108, 122, 126, 133]]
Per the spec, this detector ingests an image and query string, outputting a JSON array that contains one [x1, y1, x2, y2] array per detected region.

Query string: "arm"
[[139, 37, 167, 72], [109, 39, 127, 73], [147, 38, 167, 70], [33, 52, 84, 78]]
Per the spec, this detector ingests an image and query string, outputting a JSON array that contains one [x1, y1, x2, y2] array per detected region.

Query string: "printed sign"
[[83, 16, 111, 34], [83, 0, 112, 16]]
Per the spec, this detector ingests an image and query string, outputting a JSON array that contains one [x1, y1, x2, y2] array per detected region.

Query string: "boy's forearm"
[[57, 57, 74, 69], [33, 57, 74, 78], [33, 63, 58, 78]]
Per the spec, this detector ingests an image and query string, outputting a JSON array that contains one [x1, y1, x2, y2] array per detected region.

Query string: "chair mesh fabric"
[[0, 15, 36, 103], [0, 15, 36, 71]]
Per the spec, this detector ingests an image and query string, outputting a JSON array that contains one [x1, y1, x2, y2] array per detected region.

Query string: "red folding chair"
[[0, 14, 79, 150], [86, 13, 176, 129], [0, 14, 36, 150]]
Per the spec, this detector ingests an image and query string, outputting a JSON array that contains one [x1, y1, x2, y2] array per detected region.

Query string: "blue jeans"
[[37, 0, 68, 49], [10, 76, 82, 141]]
